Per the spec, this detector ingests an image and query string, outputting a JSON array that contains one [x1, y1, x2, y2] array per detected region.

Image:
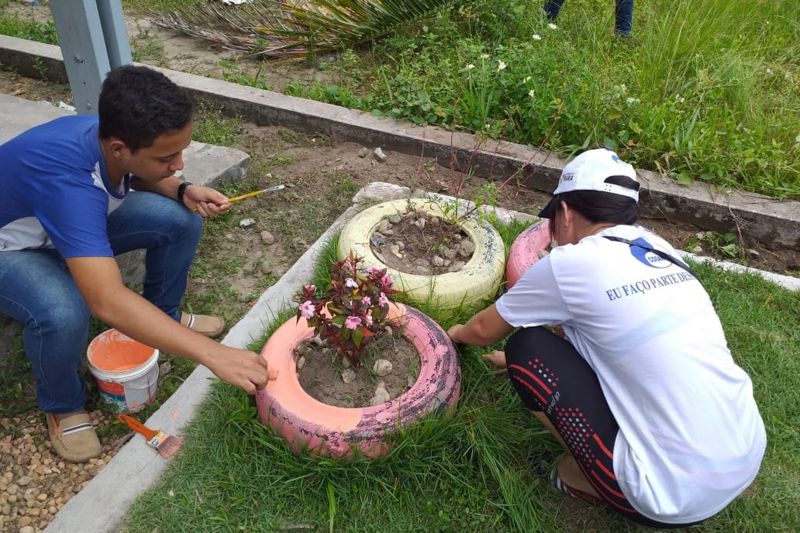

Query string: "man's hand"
[[183, 185, 231, 218], [206, 345, 278, 395], [447, 324, 465, 343]]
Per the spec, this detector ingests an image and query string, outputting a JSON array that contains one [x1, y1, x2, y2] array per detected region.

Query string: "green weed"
[[192, 103, 242, 147], [0, 13, 58, 45], [130, 26, 166, 65]]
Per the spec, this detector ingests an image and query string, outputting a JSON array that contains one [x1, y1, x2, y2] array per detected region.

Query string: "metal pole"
[[50, 0, 131, 115], [96, 0, 132, 69]]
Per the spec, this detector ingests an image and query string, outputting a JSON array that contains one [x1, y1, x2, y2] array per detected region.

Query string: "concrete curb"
[[1, 35, 798, 250], [43, 181, 798, 532]]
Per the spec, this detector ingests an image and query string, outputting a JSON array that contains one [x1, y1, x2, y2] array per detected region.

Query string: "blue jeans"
[[0, 191, 202, 413], [544, 0, 634, 35]]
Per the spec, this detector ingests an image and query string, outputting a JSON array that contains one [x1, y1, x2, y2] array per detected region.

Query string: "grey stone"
[[357, 147, 369, 158], [260, 230, 275, 245], [448, 261, 465, 272], [369, 382, 391, 406], [341, 368, 357, 384], [373, 359, 393, 377], [432, 255, 445, 267], [239, 218, 256, 228], [389, 215, 402, 224], [296, 356, 305, 369], [373, 147, 387, 162]]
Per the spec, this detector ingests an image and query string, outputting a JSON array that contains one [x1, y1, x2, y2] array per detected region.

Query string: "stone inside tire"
[[337, 198, 506, 309], [255, 303, 461, 458], [505, 219, 551, 288]]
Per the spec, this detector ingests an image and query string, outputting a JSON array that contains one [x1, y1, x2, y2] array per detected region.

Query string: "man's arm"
[[447, 304, 513, 346], [131, 176, 231, 218], [67, 256, 274, 393]]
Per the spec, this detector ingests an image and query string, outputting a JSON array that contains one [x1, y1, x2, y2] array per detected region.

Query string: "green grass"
[[0, 11, 58, 45], [269, 0, 800, 199], [124, 222, 799, 532], [191, 104, 242, 147]]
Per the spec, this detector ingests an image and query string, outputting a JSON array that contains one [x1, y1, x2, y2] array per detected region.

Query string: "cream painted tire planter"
[[505, 219, 551, 288], [255, 303, 461, 458], [337, 198, 506, 309]]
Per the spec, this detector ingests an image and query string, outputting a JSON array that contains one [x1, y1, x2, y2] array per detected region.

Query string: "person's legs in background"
[[543, 0, 567, 21], [615, 0, 634, 35]]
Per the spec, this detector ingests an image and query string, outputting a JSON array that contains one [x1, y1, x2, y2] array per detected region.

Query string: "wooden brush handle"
[[117, 414, 157, 440]]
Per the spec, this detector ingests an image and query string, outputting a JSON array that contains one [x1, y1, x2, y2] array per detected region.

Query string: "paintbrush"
[[117, 414, 183, 458], [226, 184, 285, 204]]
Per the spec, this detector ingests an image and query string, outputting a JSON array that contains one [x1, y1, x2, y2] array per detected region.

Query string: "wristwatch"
[[176, 181, 191, 207]]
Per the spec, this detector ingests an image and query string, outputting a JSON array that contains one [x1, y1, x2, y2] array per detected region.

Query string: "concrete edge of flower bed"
[[0, 34, 798, 250], [45, 182, 798, 532]]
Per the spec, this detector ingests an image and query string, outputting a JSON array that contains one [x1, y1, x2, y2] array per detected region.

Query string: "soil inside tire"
[[369, 211, 475, 276], [295, 330, 420, 408]]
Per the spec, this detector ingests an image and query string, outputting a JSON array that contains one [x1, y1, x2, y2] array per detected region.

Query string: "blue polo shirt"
[[0, 115, 130, 258]]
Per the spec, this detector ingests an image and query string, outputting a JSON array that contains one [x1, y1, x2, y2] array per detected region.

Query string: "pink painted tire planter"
[[505, 219, 551, 288], [255, 303, 461, 458]]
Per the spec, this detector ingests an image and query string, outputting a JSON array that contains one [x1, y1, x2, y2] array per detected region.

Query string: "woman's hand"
[[183, 185, 231, 218]]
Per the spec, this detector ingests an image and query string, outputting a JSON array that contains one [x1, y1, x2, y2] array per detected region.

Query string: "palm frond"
[[150, 0, 455, 58]]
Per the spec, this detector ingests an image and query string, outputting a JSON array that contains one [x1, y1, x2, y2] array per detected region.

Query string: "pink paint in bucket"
[[87, 329, 159, 413]]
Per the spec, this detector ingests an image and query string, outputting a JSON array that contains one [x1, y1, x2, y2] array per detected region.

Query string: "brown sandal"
[[180, 312, 225, 337], [46, 411, 102, 463], [549, 467, 604, 505]]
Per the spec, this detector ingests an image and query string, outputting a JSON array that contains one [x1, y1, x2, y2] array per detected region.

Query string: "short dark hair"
[[551, 175, 640, 225], [98, 65, 192, 152]]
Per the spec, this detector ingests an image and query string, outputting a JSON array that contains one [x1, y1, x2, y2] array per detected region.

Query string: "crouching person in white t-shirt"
[[448, 149, 766, 527]]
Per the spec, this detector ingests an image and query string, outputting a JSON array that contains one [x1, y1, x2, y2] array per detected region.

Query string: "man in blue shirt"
[[0, 66, 273, 462]]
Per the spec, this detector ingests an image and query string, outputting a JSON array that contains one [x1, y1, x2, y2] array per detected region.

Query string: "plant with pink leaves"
[[294, 251, 398, 367]]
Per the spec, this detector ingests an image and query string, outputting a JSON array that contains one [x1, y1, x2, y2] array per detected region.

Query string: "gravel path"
[[0, 411, 119, 533]]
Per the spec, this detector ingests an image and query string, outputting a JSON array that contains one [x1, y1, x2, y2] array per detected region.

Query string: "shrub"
[[295, 252, 398, 367]]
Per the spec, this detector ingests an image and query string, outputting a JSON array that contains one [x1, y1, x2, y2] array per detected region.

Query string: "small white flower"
[[548, 23, 558, 30], [532, 34, 542, 41], [795, 133, 800, 144], [528, 89, 535, 98], [480, 53, 490, 59], [466, 64, 475, 70], [497, 60, 507, 71], [765, 68, 773, 76], [523, 75, 532, 83], [625, 97, 640, 105]]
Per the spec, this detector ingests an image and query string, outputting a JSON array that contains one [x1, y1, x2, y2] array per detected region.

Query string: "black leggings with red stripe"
[[505, 327, 695, 529]]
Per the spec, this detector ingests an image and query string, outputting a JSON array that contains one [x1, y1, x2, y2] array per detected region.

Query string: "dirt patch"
[[370, 211, 474, 275], [296, 330, 419, 408]]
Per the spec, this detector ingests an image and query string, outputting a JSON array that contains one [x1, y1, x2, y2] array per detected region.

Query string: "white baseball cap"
[[539, 148, 639, 218]]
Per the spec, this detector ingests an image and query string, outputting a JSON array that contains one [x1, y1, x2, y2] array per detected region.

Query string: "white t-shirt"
[[495, 224, 766, 524]]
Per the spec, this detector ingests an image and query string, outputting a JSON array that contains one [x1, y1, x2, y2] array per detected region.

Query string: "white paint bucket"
[[87, 329, 159, 413]]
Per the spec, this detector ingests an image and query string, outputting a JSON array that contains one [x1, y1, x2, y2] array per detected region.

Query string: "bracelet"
[[176, 181, 191, 207]]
